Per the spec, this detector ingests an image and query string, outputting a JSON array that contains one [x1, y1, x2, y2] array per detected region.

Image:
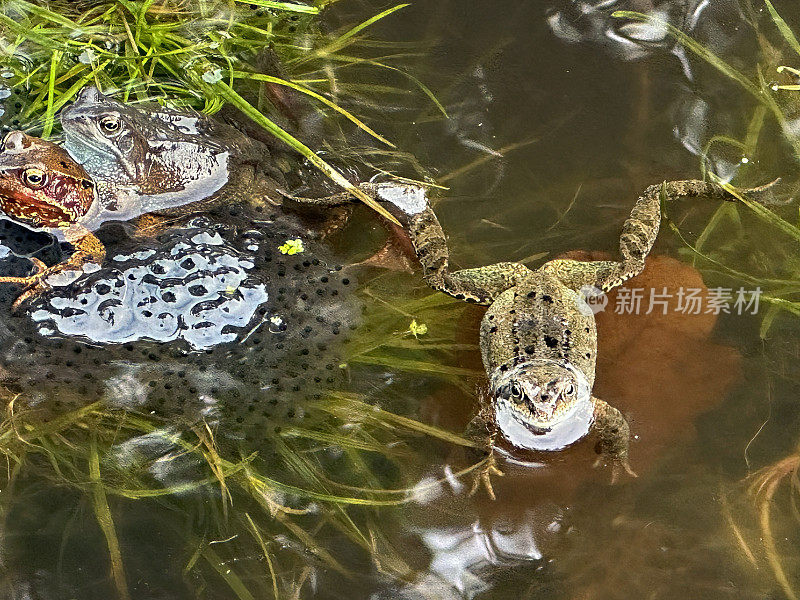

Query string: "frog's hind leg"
[[542, 180, 761, 292], [538, 259, 622, 292], [285, 183, 532, 303], [399, 189, 531, 303]]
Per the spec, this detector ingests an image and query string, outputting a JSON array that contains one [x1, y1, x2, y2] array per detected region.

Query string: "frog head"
[[60, 86, 230, 198], [0, 131, 95, 230], [59, 86, 150, 183], [491, 359, 593, 450]]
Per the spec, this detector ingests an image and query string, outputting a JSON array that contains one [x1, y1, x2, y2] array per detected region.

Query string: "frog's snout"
[[531, 395, 557, 419], [519, 380, 555, 417], [74, 85, 103, 107]]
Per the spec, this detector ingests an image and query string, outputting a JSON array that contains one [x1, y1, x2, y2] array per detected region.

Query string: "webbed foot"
[[592, 453, 638, 484], [590, 396, 636, 484], [0, 258, 51, 310], [468, 452, 504, 500]]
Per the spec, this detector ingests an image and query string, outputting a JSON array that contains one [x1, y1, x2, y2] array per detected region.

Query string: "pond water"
[[0, 1, 799, 599]]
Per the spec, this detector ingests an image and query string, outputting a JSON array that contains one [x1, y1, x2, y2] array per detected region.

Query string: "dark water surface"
[[2, 1, 800, 599]]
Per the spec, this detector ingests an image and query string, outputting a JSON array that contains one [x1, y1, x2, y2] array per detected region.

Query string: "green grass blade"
[[51, 60, 112, 114], [10, 0, 83, 30], [318, 394, 479, 447], [709, 173, 800, 244], [0, 13, 54, 50], [230, 70, 395, 146], [764, 0, 800, 57], [89, 436, 131, 600], [200, 545, 256, 600], [759, 303, 782, 338], [233, 0, 319, 13], [313, 4, 409, 56], [211, 81, 401, 224], [244, 513, 280, 599], [350, 354, 480, 377], [612, 11, 760, 97]]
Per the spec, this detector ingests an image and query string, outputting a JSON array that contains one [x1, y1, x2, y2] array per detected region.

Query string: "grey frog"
[[60, 85, 289, 226]]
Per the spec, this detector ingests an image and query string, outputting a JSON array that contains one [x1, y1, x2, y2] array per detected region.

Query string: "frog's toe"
[[468, 454, 504, 500], [10, 282, 48, 310], [0, 259, 52, 310], [28, 258, 47, 274], [593, 455, 637, 484]]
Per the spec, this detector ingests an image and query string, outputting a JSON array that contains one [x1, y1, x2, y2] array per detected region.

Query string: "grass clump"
[[0, 0, 439, 221]]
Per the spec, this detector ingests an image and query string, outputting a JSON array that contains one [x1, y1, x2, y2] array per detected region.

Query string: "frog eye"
[[565, 383, 575, 396], [22, 168, 47, 189], [99, 115, 121, 134], [510, 382, 523, 399]]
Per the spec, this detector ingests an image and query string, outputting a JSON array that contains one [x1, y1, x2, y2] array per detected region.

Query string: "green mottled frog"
[[293, 180, 763, 494]]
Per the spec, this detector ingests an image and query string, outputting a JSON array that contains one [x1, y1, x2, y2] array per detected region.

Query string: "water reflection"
[[546, 0, 788, 184], [375, 491, 558, 600]]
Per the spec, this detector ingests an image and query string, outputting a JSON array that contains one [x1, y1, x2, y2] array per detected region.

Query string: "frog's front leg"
[[0, 225, 105, 309], [590, 396, 636, 483], [464, 408, 504, 500]]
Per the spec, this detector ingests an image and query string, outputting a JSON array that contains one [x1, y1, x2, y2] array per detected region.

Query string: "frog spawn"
[[29, 220, 270, 350], [0, 210, 361, 440]]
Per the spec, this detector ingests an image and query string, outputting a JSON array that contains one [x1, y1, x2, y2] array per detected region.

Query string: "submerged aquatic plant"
[[610, 3, 800, 336], [0, 343, 480, 598], [723, 448, 800, 600]]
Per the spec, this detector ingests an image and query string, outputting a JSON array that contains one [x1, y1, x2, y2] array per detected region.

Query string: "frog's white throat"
[[490, 360, 594, 452]]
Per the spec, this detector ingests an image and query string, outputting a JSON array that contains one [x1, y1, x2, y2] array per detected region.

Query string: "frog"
[[289, 178, 768, 496], [60, 85, 292, 225], [0, 131, 105, 307], [59, 85, 408, 261]]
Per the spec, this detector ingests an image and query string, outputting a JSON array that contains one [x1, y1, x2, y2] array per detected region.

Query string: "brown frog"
[[0, 131, 104, 307]]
